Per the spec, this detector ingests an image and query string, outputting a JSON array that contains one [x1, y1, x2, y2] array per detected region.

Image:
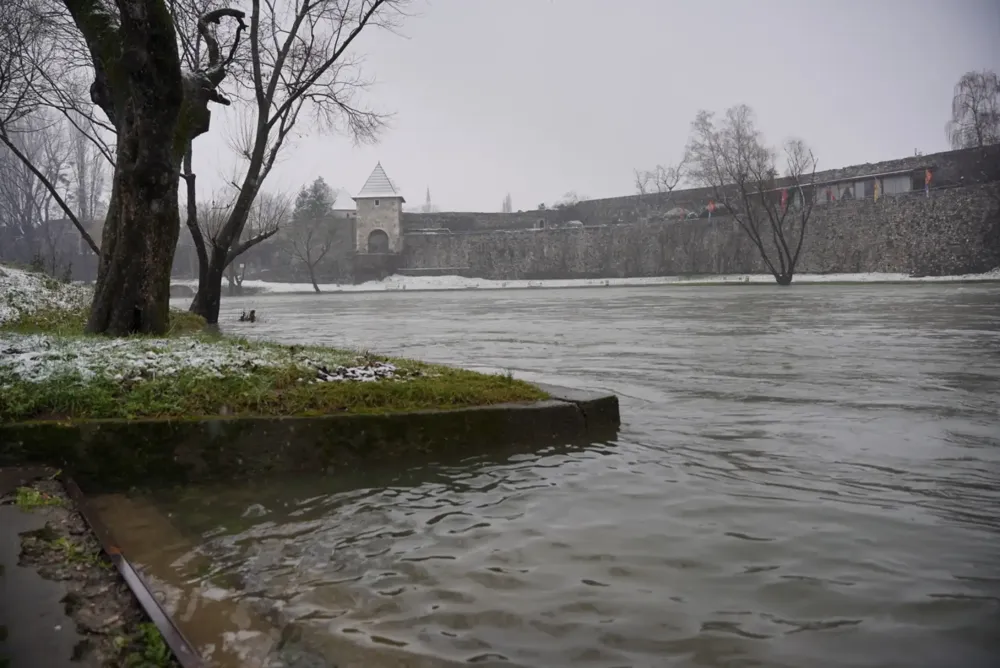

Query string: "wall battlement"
[[401, 183, 1000, 280], [404, 144, 1000, 235]]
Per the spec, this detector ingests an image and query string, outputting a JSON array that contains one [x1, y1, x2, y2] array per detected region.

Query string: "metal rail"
[[61, 476, 204, 668]]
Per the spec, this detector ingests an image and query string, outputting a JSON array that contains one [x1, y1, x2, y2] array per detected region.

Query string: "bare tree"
[[46, 0, 250, 335], [283, 178, 338, 293], [946, 70, 1000, 149], [686, 105, 817, 285], [554, 191, 586, 209], [35, 120, 75, 276], [224, 191, 290, 294], [0, 112, 79, 272], [185, 0, 410, 324], [67, 114, 108, 225], [635, 156, 687, 198], [0, 1, 99, 256], [0, 128, 47, 262]]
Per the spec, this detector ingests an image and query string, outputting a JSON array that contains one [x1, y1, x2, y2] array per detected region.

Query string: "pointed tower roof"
[[354, 162, 405, 201]]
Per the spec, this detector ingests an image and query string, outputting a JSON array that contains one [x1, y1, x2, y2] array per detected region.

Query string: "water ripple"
[[150, 284, 1000, 667]]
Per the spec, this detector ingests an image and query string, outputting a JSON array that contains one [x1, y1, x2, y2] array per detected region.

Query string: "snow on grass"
[[0, 263, 412, 389], [0, 333, 404, 387], [0, 265, 91, 326], [170, 267, 1000, 295]]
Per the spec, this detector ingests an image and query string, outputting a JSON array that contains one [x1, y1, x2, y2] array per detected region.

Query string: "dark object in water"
[[238, 309, 257, 323]]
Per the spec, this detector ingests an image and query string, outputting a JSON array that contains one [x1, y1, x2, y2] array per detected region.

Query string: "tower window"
[[375, 199, 380, 206]]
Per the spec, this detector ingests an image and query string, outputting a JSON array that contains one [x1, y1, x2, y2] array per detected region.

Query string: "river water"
[[123, 284, 999, 667]]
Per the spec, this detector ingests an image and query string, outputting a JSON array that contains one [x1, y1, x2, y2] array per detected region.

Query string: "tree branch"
[[197, 7, 247, 87], [227, 225, 278, 263], [182, 148, 210, 274], [0, 129, 99, 255]]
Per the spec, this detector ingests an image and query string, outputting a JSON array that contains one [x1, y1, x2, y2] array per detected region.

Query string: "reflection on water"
[[125, 284, 1000, 666]]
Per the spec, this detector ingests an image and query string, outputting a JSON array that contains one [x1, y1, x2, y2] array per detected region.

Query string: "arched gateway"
[[367, 229, 390, 254]]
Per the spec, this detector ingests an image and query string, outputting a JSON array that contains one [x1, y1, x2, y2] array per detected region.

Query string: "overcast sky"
[[192, 0, 1000, 212]]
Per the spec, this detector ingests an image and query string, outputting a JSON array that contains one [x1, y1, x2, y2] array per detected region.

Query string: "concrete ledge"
[[0, 385, 620, 493]]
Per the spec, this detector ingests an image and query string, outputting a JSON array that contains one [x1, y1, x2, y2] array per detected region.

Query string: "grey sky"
[[192, 0, 1000, 212]]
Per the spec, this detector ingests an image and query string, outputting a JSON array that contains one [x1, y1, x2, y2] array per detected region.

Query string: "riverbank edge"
[[0, 467, 185, 667], [0, 384, 620, 493], [3, 265, 623, 487], [167, 274, 1000, 297], [2, 262, 554, 422]]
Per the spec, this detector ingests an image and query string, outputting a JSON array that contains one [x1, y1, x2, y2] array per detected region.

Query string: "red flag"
[[708, 201, 716, 213], [925, 169, 932, 186], [780, 189, 789, 209]]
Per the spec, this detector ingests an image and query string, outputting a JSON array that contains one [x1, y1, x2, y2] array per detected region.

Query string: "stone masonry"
[[355, 197, 404, 253], [353, 163, 404, 254], [400, 145, 1000, 279], [401, 184, 1000, 279]]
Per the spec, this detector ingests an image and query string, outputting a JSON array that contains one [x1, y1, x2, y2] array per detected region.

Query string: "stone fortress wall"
[[398, 145, 1000, 279]]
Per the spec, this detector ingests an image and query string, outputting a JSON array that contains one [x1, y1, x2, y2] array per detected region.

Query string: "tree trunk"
[[774, 272, 794, 286], [85, 150, 182, 335], [188, 246, 227, 324], [308, 264, 321, 293], [73, 0, 187, 336]]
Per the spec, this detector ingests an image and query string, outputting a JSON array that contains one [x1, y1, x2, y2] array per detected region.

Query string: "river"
[[116, 284, 1000, 667]]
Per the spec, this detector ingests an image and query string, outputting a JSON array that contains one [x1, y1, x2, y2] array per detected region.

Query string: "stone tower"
[[353, 162, 404, 254]]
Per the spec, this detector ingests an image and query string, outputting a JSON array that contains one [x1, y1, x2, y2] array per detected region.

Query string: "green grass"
[[1, 305, 547, 423], [52, 536, 110, 568], [14, 486, 66, 510], [1, 353, 546, 422], [124, 623, 174, 667], [2, 304, 207, 337]]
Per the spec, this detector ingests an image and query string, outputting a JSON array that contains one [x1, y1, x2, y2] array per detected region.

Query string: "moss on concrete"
[[0, 397, 614, 492]]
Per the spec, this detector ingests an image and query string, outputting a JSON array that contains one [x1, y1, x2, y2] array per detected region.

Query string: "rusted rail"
[[61, 476, 204, 668]]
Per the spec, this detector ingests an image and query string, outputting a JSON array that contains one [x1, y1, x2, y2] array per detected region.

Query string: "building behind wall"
[[351, 162, 405, 281]]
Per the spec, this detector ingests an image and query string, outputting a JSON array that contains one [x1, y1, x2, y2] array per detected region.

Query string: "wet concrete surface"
[[0, 504, 84, 668]]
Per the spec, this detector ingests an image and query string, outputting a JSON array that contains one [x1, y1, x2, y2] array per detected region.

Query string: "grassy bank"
[[0, 266, 546, 423]]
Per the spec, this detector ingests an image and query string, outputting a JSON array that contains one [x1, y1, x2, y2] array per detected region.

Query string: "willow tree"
[[62, 0, 245, 334], [946, 70, 1000, 150]]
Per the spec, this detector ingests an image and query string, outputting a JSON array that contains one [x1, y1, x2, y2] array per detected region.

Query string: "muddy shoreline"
[[0, 468, 179, 667]]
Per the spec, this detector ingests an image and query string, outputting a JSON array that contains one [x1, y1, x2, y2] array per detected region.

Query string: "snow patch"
[[0, 333, 402, 387], [315, 361, 397, 382], [0, 266, 91, 326], [170, 268, 1000, 295]]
